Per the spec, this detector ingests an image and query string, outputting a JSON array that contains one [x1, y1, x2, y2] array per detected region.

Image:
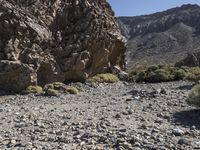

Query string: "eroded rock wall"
[[0, 0, 126, 91]]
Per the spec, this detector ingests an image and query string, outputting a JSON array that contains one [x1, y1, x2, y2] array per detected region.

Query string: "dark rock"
[[175, 52, 200, 67], [178, 138, 191, 145]]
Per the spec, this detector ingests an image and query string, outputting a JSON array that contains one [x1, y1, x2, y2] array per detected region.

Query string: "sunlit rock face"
[[0, 0, 126, 91]]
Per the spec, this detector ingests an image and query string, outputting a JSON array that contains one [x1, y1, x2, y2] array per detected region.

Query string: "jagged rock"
[[0, 0, 126, 91], [111, 65, 128, 80]]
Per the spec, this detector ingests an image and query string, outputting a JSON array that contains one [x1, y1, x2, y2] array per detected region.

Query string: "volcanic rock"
[[0, 0, 126, 91]]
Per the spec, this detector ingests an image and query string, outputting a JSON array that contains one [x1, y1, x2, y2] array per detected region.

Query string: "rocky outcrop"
[[0, 0, 126, 92], [175, 52, 200, 67], [118, 4, 200, 68]]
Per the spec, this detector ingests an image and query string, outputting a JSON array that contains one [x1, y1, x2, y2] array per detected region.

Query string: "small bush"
[[173, 69, 187, 80], [91, 73, 119, 83], [146, 65, 159, 72], [153, 69, 172, 82], [52, 82, 65, 87], [187, 84, 200, 106], [22, 85, 43, 94], [189, 67, 200, 75], [70, 82, 83, 91], [67, 86, 79, 94], [185, 67, 200, 83], [136, 67, 173, 82], [44, 82, 66, 96], [136, 71, 147, 82], [44, 82, 67, 93], [46, 89, 60, 96]]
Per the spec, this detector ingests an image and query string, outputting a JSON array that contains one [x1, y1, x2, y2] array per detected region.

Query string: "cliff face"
[[118, 4, 200, 68], [0, 0, 126, 91]]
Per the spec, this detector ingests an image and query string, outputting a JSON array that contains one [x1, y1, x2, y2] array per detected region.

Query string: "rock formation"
[[0, 0, 126, 91], [175, 52, 200, 67], [118, 4, 200, 68]]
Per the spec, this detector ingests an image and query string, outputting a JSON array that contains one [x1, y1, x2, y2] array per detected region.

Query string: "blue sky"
[[108, 0, 200, 16]]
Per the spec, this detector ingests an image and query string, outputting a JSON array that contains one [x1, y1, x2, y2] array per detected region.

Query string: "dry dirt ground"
[[0, 81, 200, 150]]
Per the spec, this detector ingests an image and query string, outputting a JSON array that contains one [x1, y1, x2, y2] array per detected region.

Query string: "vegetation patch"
[[44, 82, 67, 95], [129, 65, 200, 83], [187, 84, 200, 107], [46, 89, 60, 96], [45, 82, 66, 90], [71, 82, 83, 91], [22, 85, 43, 94], [90, 73, 119, 83], [66, 86, 79, 94], [44, 82, 80, 95], [184, 67, 200, 83]]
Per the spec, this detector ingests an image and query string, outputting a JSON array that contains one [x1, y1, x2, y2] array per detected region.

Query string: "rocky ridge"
[[118, 4, 200, 68], [0, 0, 126, 92]]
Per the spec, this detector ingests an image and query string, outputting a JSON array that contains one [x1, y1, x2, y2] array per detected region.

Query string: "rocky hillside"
[[0, 0, 126, 92], [118, 4, 200, 69]]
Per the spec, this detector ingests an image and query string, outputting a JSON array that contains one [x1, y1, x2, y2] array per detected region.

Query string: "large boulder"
[[0, 0, 126, 92]]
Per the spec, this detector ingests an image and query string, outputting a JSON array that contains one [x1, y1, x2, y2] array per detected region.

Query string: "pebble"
[[178, 138, 191, 145], [172, 128, 185, 136]]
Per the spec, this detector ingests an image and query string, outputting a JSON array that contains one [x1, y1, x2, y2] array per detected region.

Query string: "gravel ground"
[[0, 81, 200, 150]]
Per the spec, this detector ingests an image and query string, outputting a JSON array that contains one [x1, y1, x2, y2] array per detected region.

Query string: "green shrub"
[[91, 73, 119, 83], [130, 65, 200, 83], [185, 73, 198, 82], [66, 86, 79, 94], [44, 82, 66, 96], [44, 82, 67, 93], [52, 82, 65, 87], [46, 89, 60, 96], [22, 85, 43, 94], [128, 65, 147, 74], [187, 84, 200, 106], [136, 67, 173, 82], [180, 66, 190, 71], [189, 67, 200, 75], [147, 69, 172, 82], [185, 67, 200, 82], [173, 69, 187, 80], [146, 65, 159, 72], [136, 71, 147, 82], [71, 82, 83, 91]]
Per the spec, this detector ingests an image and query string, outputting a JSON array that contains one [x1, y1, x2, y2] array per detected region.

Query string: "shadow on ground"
[[0, 90, 18, 96], [176, 84, 193, 90], [173, 109, 200, 129]]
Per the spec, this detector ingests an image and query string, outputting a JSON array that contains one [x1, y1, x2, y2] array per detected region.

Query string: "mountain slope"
[[118, 4, 200, 69]]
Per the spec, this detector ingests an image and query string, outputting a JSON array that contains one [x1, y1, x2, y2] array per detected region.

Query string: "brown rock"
[[0, 0, 126, 91]]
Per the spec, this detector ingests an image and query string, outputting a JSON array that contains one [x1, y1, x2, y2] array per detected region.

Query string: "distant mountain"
[[118, 4, 200, 69]]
